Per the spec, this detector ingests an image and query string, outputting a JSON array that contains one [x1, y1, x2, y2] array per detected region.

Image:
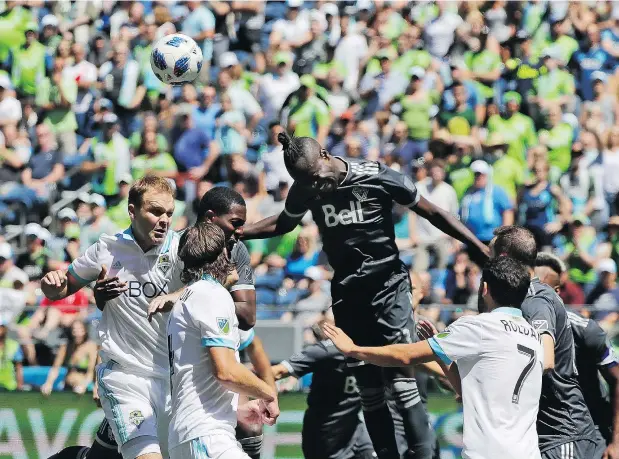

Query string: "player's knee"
[[359, 386, 387, 412], [390, 378, 421, 409], [238, 434, 263, 458], [237, 421, 263, 438], [120, 436, 161, 459]]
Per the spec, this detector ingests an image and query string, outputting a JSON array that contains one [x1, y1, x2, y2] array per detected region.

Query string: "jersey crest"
[[157, 253, 171, 276], [532, 319, 548, 331], [217, 317, 230, 334], [129, 410, 145, 427], [352, 186, 368, 202]]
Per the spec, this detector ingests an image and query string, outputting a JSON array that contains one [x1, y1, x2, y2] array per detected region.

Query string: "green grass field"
[[0, 391, 462, 459]]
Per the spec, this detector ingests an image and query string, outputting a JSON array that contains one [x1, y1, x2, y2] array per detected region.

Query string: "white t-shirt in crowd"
[[415, 178, 459, 243], [0, 97, 22, 125], [428, 307, 543, 459], [258, 71, 300, 122], [423, 12, 463, 57], [69, 228, 183, 378], [167, 277, 241, 450]]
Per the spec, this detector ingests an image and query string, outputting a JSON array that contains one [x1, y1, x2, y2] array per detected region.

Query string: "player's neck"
[[334, 156, 348, 183], [132, 228, 156, 253]]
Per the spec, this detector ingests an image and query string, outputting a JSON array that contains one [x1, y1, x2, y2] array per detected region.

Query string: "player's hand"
[[42, 270, 67, 289], [93, 382, 101, 407], [238, 399, 265, 425], [93, 265, 127, 311], [603, 442, 619, 459], [147, 290, 183, 321], [417, 320, 438, 341], [260, 398, 280, 426], [41, 382, 53, 396], [321, 323, 356, 355]]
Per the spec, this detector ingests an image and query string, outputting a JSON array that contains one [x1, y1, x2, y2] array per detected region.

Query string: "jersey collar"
[[201, 273, 222, 286], [335, 157, 351, 186], [120, 226, 172, 255], [492, 307, 523, 317]]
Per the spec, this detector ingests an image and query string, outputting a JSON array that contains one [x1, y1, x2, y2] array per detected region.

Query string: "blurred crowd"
[[1, 0, 619, 392]]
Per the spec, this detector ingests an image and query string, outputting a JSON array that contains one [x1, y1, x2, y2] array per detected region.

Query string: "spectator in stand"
[[460, 160, 514, 245], [382, 122, 419, 171], [422, 0, 463, 59], [557, 216, 599, 294], [98, 42, 146, 136], [436, 80, 478, 138], [16, 223, 51, 283], [217, 66, 263, 134], [0, 75, 22, 127], [0, 321, 23, 391], [586, 259, 619, 324], [284, 228, 320, 281], [215, 92, 248, 159], [129, 111, 169, 158], [537, 104, 574, 175], [269, 0, 310, 49], [529, 48, 576, 119], [257, 52, 300, 124], [174, 113, 219, 182], [573, 24, 613, 103], [603, 126, 619, 217], [132, 131, 177, 180], [79, 194, 118, 254], [47, 208, 80, 264], [181, 1, 215, 82], [106, 174, 132, 230], [411, 159, 459, 272], [282, 266, 330, 328], [36, 55, 78, 157], [285, 75, 330, 145], [518, 159, 571, 250], [333, 13, 368, 92], [601, 9, 619, 61], [193, 85, 220, 140], [482, 134, 525, 204], [0, 125, 31, 186], [81, 113, 130, 200], [65, 42, 98, 134], [582, 71, 616, 128], [41, 320, 97, 395], [0, 242, 28, 289], [8, 22, 46, 98]]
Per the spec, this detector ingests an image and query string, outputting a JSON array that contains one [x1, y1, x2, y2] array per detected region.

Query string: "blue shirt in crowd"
[[460, 185, 513, 242], [573, 46, 612, 101], [173, 128, 210, 170], [193, 103, 221, 140]]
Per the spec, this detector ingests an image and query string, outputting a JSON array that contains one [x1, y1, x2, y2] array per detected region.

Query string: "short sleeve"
[[68, 241, 102, 285], [231, 242, 254, 291], [377, 164, 420, 208], [238, 328, 255, 351], [585, 320, 618, 368], [282, 340, 338, 377], [189, 287, 237, 349], [12, 346, 23, 363], [283, 182, 310, 218], [495, 187, 513, 213], [427, 316, 484, 365], [522, 295, 557, 340], [315, 100, 330, 127]]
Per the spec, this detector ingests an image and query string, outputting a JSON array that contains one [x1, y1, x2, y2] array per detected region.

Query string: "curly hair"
[[178, 222, 233, 285], [278, 131, 322, 174]]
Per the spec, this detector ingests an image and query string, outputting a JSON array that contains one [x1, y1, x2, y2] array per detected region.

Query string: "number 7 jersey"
[[428, 308, 543, 459]]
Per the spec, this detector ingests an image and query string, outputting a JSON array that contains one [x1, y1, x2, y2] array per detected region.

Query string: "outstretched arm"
[[414, 196, 489, 265], [241, 211, 302, 240]]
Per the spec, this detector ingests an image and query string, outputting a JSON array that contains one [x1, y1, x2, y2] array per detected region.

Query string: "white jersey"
[[69, 228, 183, 378], [167, 276, 241, 450], [428, 307, 544, 459]]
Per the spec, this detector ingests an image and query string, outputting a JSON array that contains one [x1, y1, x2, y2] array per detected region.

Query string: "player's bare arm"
[[414, 196, 490, 264], [241, 211, 303, 240], [541, 333, 555, 373], [601, 365, 619, 459], [209, 346, 280, 423], [246, 335, 276, 390], [231, 287, 255, 330], [322, 323, 436, 368]]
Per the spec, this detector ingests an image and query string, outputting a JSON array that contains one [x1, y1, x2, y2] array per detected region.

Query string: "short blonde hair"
[[128, 175, 175, 208]]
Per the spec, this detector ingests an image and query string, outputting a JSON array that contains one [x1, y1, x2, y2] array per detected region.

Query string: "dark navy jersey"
[[522, 278, 598, 451], [284, 159, 420, 287], [230, 241, 254, 290], [568, 310, 618, 442], [282, 340, 361, 425]]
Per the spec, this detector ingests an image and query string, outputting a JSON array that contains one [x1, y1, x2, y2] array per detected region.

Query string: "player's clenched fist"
[[260, 398, 280, 426]]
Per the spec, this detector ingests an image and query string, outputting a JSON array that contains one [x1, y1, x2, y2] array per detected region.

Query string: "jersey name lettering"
[[323, 201, 364, 227], [124, 281, 168, 298], [500, 319, 541, 341]]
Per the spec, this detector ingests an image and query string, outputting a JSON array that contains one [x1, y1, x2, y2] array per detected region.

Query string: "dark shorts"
[[302, 411, 375, 459], [331, 268, 415, 349], [541, 438, 605, 459]]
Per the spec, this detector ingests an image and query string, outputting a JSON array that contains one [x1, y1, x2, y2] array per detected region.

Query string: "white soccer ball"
[[150, 33, 203, 85]]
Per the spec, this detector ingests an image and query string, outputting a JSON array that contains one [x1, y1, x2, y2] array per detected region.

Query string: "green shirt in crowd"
[[393, 50, 433, 76], [90, 133, 130, 197], [107, 198, 131, 230], [129, 132, 169, 153], [396, 90, 440, 140], [446, 156, 474, 202], [490, 155, 526, 202], [539, 122, 574, 173], [0, 6, 33, 62], [438, 107, 477, 135], [288, 95, 330, 139], [11, 41, 46, 96], [0, 339, 23, 391], [532, 69, 575, 101], [487, 113, 538, 167], [464, 49, 502, 99], [132, 153, 177, 180], [36, 74, 78, 134]]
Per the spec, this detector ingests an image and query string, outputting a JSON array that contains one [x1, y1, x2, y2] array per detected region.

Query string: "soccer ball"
[[150, 33, 203, 85]]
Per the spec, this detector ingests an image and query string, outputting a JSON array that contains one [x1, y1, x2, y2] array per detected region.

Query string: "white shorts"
[[97, 360, 171, 457], [170, 434, 249, 459]]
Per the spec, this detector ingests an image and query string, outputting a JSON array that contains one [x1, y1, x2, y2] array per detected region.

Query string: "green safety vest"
[[11, 41, 46, 96]]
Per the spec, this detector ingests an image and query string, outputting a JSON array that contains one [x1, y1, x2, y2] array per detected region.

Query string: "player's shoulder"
[[566, 310, 590, 329], [94, 229, 134, 253], [345, 158, 382, 183], [231, 241, 250, 261]]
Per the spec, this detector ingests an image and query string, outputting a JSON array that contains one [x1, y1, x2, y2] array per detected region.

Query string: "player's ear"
[[320, 149, 329, 159], [482, 281, 489, 297], [128, 203, 136, 221], [205, 210, 216, 221]]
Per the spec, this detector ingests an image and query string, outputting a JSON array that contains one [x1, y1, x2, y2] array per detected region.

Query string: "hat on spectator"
[[305, 266, 323, 281], [0, 242, 12, 260], [409, 67, 425, 79], [90, 194, 107, 208], [65, 224, 81, 241], [375, 48, 394, 60], [482, 133, 508, 149], [597, 259, 617, 275], [219, 52, 239, 68], [471, 160, 491, 175], [99, 98, 114, 111], [591, 71, 607, 84], [515, 29, 531, 41], [274, 52, 292, 66], [287, 0, 304, 8], [41, 15, 59, 28], [24, 22, 38, 33], [300, 74, 316, 89], [503, 91, 522, 105], [356, 0, 373, 12], [118, 173, 133, 185], [321, 3, 339, 17], [25, 223, 51, 242], [57, 208, 78, 222], [0, 74, 12, 90], [102, 113, 118, 125], [77, 192, 91, 203]]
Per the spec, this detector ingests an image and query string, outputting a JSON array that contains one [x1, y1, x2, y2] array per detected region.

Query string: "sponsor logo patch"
[[532, 320, 548, 330], [217, 317, 230, 334]]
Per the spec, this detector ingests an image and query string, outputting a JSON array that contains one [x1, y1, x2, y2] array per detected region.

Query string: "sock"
[[239, 435, 263, 459], [391, 378, 434, 459], [359, 387, 400, 459]]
